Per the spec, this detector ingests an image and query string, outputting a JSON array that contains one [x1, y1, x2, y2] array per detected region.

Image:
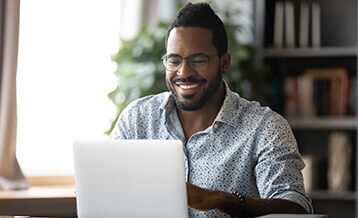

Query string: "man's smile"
[[174, 81, 205, 96], [177, 83, 200, 90]]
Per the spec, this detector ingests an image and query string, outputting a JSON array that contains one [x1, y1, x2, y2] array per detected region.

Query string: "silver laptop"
[[73, 140, 188, 218]]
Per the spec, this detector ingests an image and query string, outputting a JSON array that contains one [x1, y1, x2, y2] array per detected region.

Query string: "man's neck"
[[177, 83, 226, 142]]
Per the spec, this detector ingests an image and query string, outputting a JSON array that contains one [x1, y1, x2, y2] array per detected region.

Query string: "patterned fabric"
[[110, 84, 313, 217]]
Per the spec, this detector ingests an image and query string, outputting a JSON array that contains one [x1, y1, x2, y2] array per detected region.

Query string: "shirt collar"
[[214, 82, 241, 128], [159, 92, 176, 124], [159, 81, 241, 128], [159, 91, 174, 111]]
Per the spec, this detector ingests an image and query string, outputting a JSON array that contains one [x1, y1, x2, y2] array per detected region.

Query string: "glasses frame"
[[161, 53, 219, 72]]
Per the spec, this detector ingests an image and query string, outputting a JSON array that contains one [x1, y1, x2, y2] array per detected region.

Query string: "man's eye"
[[168, 60, 181, 66], [192, 60, 207, 67]]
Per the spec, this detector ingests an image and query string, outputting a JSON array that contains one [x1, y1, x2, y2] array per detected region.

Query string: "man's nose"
[[176, 59, 194, 76]]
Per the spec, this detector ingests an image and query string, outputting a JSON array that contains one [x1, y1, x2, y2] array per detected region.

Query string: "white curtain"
[[0, 0, 28, 190], [119, 0, 157, 40], [119, 0, 175, 39]]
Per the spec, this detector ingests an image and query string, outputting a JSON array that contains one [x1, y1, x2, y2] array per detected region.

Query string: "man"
[[110, 2, 312, 217]]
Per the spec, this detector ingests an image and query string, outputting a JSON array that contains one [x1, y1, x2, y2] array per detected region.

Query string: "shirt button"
[[213, 124, 218, 129]]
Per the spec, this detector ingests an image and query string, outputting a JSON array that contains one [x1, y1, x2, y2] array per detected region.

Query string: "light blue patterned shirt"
[[110, 84, 313, 217]]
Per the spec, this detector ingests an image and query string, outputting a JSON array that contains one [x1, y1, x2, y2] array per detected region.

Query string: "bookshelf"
[[253, 0, 357, 217]]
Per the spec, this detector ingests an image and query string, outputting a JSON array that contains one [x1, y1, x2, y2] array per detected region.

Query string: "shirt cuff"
[[272, 191, 313, 214]]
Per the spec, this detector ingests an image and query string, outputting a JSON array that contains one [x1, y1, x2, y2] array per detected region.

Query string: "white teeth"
[[179, 84, 199, 89]]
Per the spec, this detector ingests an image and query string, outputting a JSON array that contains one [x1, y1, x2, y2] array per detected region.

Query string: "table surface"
[[256, 215, 328, 218], [0, 185, 77, 217], [0, 187, 327, 218]]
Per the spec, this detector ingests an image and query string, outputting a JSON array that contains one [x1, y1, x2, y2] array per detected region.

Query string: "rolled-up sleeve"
[[254, 113, 313, 213]]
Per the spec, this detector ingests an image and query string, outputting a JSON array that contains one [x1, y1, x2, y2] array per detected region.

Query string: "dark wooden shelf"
[[261, 46, 357, 58], [287, 117, 358, 130], [308, 190, 356, 201]]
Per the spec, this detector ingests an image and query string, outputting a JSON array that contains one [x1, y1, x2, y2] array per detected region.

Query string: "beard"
[[166, 66, 223, 111]]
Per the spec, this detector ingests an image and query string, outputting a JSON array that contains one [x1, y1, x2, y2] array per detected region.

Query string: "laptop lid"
[[73, 140, 188, 218]]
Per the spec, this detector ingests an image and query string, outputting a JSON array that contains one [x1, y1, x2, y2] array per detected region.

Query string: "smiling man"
[[110, 2, 313, 217], [164, 27, 224, 113]]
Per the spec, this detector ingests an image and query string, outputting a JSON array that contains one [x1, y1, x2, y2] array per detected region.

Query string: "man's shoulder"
[[239, 95, 291, 133], [229, 91, 285, 126], [227, 91, 270, 116], [239, 96, 273, 116]]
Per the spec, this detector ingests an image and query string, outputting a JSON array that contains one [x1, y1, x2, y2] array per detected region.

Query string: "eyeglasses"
[[161, 53, 219, 72]]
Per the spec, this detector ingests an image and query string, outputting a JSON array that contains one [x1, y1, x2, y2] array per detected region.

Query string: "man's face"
[[165, 27, 223, 111]]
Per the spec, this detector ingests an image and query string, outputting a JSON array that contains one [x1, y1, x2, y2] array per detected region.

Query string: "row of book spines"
[[312, 78, 348, 116], [283, 68, 355, 117], [273, 1, 320, 48]]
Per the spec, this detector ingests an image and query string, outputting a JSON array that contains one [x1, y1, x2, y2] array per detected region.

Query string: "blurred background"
[[11, 0, 358, 217]]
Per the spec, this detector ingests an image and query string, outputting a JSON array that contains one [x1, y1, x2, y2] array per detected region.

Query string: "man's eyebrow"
[[190, 53, 208, 57], [167, 53, 208, 58], [167, 53, 181, 58]]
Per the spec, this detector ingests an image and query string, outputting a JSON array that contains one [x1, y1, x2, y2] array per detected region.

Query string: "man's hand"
[[186, 182, 308, 217], [186, 182, 220, 211], [186, 182, 241, 216]]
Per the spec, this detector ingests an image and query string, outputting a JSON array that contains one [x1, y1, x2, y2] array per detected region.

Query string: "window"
[[16, 0, 121, 176]]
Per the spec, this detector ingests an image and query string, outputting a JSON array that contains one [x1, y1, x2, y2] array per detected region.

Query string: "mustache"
[[171, 76, 206, 84]]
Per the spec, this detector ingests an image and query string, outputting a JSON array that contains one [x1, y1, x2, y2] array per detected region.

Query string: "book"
[[273, 1, 284, 48], [330, 77, 339, 116], [338, 73, 349, 116], [284, 77, 298, 117], [297, 74, 314, 117], [348, 77, 357, 115], [284, 1, 295, 48], [312, 78, 329, 116], [302, 155, 327, 191], [312, 79, 321, 115], [311, 2, 321, 47], [299, 2, 309, 48], [327, 132, 353, 191]]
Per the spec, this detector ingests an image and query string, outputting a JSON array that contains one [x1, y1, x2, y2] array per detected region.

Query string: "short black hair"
[[165, 2, 228, 56]]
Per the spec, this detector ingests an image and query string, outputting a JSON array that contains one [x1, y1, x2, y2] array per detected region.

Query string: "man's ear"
[[220, 52, 231, 74]]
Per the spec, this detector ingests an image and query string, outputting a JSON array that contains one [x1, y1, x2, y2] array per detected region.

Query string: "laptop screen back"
[[73, 140, 188, 218]]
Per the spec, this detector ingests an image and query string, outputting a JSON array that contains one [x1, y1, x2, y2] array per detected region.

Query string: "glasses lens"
[[189, 54, 209, 71], [163, 55, 181, 71]]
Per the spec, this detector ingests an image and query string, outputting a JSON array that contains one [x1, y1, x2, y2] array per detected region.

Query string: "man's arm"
[[187, 183, 307, 217]]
